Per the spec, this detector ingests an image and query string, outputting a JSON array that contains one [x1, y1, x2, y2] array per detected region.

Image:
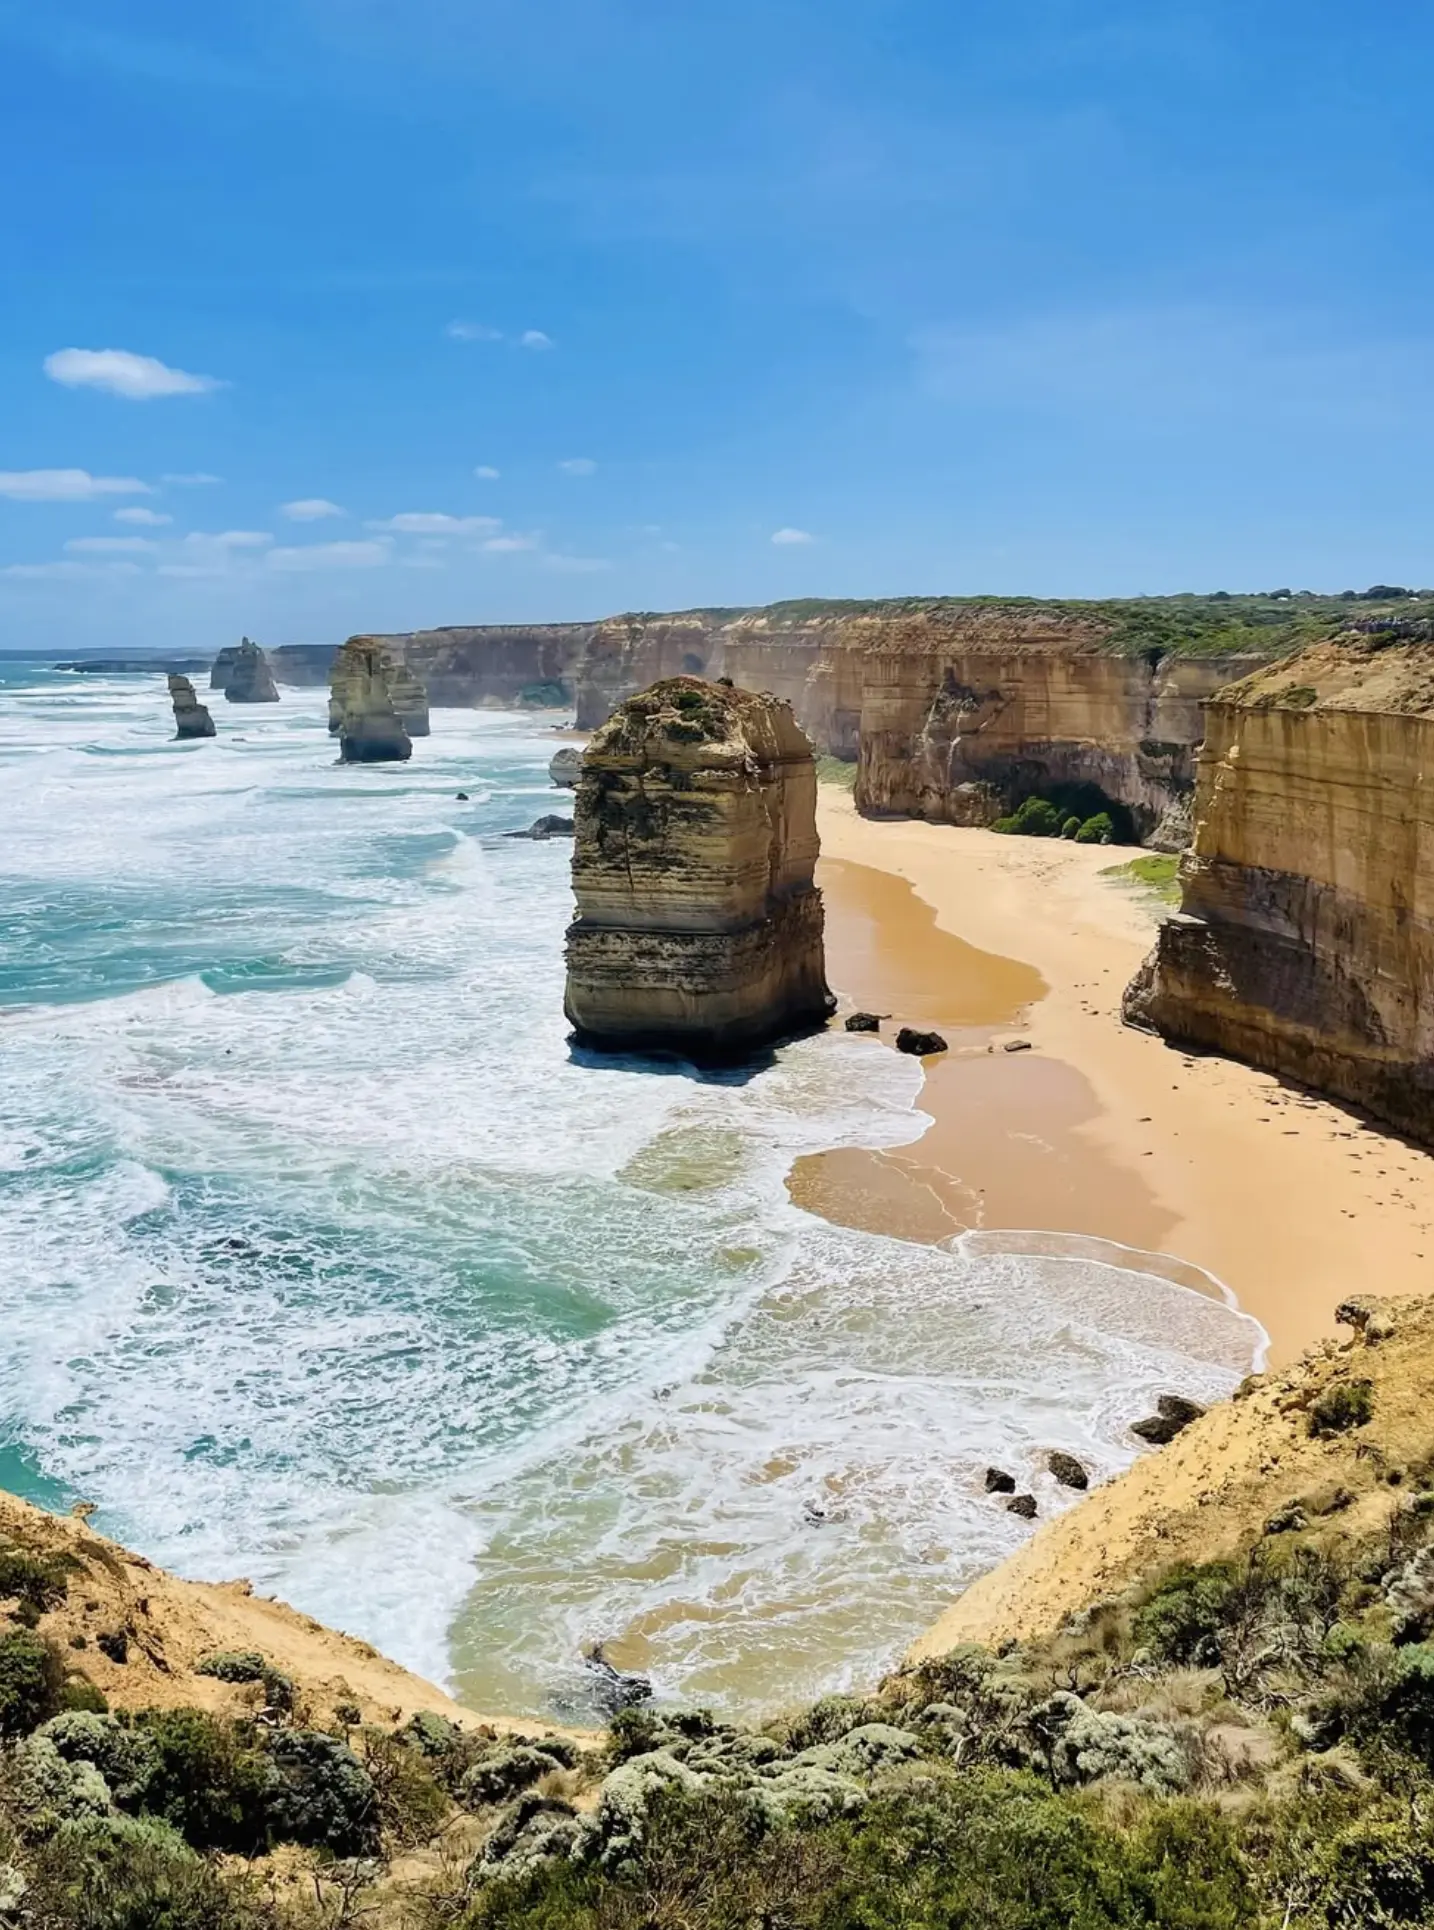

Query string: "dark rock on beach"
[[984, 1467, 1017, 1494], [895, 1027, 948, 1056], [582, 1643, 653, 1715], [1047, 1451, 1090, 1490], [1007, 1493, 1038, 1519], [845, 1012, 883, 1033], [1130, 1394, 1207, 1446]]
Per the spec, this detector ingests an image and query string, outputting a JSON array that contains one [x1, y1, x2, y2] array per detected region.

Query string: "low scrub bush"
[[0, 1629, 66, 1736], [1310, 1380, 1374, 1436]]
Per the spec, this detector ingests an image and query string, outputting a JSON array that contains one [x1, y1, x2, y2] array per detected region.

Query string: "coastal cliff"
[[564, 677, 835, 1059], [1124, 630, 1434, 1142]]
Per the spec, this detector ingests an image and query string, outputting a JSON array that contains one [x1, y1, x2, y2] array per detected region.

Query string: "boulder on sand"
[[895, 1027, 947, 1056]]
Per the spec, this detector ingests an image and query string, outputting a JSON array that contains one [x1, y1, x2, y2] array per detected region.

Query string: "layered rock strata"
[[564, 677, 835, 1059], [221, 638, 279, 702], [329, 635, 429, 740], [1124, 634, 1434, 1143], [168, 673, 215, 739], [330, 637, 413, 763]]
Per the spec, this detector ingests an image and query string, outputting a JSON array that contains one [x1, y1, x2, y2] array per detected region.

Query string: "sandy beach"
[[806, 788, 1434, 1365]]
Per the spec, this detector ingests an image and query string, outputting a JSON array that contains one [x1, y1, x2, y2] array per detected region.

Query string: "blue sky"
[[2, 0, 1433, 650]]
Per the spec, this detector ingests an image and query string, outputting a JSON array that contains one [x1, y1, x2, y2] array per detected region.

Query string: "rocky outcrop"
[[330, 637, 412, 763], [550, 746, 584, 788], [168, 674, 215, 740], [329, 636, 428, 741], [386, 660, 431, 737], [221, 638, 279, 703], [209, 646, 239, 690], [564, 677, 835, 1060], [1124, 633, 1434, 1143]]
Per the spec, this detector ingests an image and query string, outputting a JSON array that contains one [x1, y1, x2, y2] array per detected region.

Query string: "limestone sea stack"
[[1123, 628, 1434, 1144], [168, 673, 215, 739], [564, 676, 835, 1061], [209, 645, 239, 690], [222, 637, 279, 703], [386, 659, 431, 737], [331, 636, 412, 762], [329, 635, 428, 740]]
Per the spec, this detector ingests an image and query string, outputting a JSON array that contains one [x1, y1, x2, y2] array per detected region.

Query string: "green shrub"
[[1132, 1563, 1242, 1666], [263, 1729, 378, 1856], [358, 1727, 450, 1845], [132, 1710, 272, 1854], [0, 1541, 79, 1620], [193, 1651, 293, 1713], [999, 797, 1065, 838], [1061, 815, 1081, 838], [24, 1814, 254, 1930], [1075, 812, 1115, 844], [1310, 1380, 1374, 1435], [0, 1629, 66, 1736], [59, 1678, 109, 1716]]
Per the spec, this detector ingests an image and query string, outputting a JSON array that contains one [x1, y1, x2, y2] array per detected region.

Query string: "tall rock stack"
[[330, 636, 412, 762], [168, 673, 216, 739], [1124, 631, 1434, 1145], [564, 676, 835, 1060], [386, 659, 431, 737], [329, 635, 428, 742], [209, 645, 239, 690], [222, 638, 279, 703]]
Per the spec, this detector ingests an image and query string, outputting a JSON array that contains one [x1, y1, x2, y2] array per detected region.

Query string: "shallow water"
[[0, 661, 1265, 1716]]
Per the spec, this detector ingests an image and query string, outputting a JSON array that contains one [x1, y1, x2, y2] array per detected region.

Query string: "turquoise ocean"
[[0, 660, 1265, 1716]]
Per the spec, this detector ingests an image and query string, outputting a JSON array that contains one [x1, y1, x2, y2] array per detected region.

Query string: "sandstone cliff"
[[168, 673, 215, 740], [564, 677, 835, 1059], [330, 637, 413, 763], [1124, 630, 1434, 1143], [221, 637, 279, 703]]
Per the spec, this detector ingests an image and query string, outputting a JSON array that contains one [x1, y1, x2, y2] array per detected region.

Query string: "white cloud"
[[771, 526, 815, 545], [44, 347, 223, 400], [544, 553, 611, 573], [184, 529, 272, 548], [482, 532, 540, 552], [447, 321, 502, 341], [366, 511, 501, 535], [557, 457, 596, 476], [266, 539, 392, 571], [114, 506, 172, 526], [520, 330, 553, 350], [473, 465, 501, 479], [2, 559, 141, 579], [0, 468, 150, 501], [161, 471, 222, 485], [65, 535, 158, 554], [282, 497, 344, 521]]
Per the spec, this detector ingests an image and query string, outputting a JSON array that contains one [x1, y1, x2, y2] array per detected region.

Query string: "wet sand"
[[804, 792, 1434, 1364]]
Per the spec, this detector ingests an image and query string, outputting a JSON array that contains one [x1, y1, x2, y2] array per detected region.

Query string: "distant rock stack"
[[210, 646, 239, 690], [329, 635, 428, 741], [330, 636, 412, 762], [564, 676, 835, 1061], [168, 673, 216, 740], [222, 638, 279, 703]]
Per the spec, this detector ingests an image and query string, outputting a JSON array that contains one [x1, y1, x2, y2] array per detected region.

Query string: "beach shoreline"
[[808, 788, 1434, 1366]]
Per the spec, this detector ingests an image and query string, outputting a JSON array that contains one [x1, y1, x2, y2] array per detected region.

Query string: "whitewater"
[[0, 660, 1264, 1716]]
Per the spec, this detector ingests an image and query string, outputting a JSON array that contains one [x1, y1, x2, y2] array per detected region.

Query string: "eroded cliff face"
[[168, 673, 215, 740], [373, 623, 596, 707], [564, 677, 835, 1059], [1125, 635, 1434, 1142]]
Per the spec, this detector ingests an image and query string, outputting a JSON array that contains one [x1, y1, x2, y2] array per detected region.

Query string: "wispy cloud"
[[114, 506, 172, 526], [770, 526, 814, 545], [282, 497, 345, 521], [0, 468, 150, 501], [45, 347, 223, 400], [447, 321, 502, 342], [520, 329, 553, 350], [557, 457, 596, 476], [366, 511, 501, 535], [161, 471, 223, 486], [482, 532, 540, 552], [65, 535, 158, 554], [473, 465, 501, 479], [184, 529, 272, 549], [266, 539, 392, 571]]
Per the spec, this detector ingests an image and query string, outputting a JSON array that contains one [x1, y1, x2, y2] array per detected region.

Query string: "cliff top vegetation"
[[613, 590, 1434, 660]]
